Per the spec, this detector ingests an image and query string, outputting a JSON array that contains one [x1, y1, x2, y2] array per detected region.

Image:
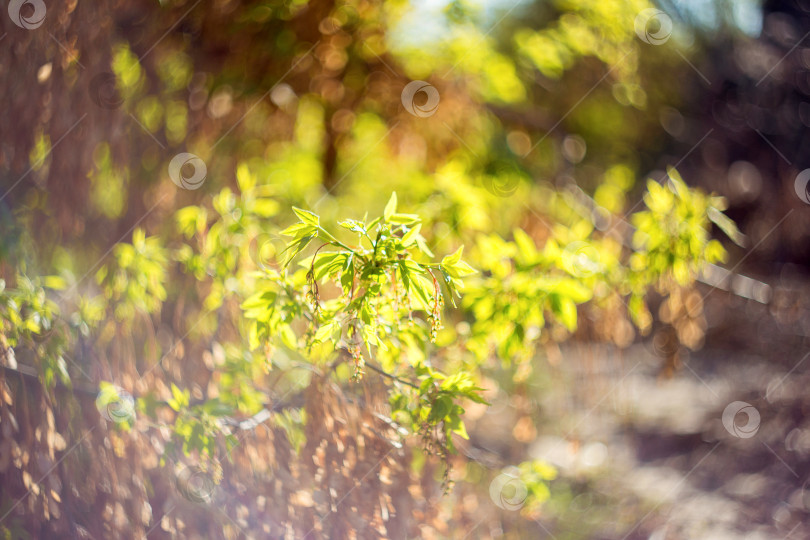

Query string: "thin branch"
[[1, 362, 98, 396], [0, 359, 302, 431], [365, 361, 419, 389]]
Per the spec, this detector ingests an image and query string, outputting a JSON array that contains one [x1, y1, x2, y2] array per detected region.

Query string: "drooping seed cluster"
[[427, 292, 444, 343]]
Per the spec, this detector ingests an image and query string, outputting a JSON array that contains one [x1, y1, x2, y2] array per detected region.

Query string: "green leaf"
[[280, 222, 314, 238], [704, 239, 727, 264], [252, 198, 279, 217], [548, 278, 591, 303], [339, 219, 366, 234], [292, 207, 320, 227], [513, 229, 537, 261], [43, 275, 67, 290], [388, 213, 420, 225], [550, 295, 578, 331], [202, 398, 235, 417], [340, 257, 355, 292], [384, 192, 397, 222], [442, 246, 464, 267], [313, 320, 339, 343], [282, 235, 314, 267], [401, 224, 421, 247], [397, 260, 411, 290], [408, 273, 434, 311], [673, 259, 690, 285], [301, 251, 347, 281], [280, 324, 297, 349], [442, 260, 476, 279], [415, 236, 434, 257], [447, 412, 469, 439], [367, 216, 382, 231], [441, 246, 475, 278], [169, 383, 189, 411], [666, 167, 688, 200], [428, 395, 453, 422], [236, 163, 255, 192], [438, 268, 459, 307]]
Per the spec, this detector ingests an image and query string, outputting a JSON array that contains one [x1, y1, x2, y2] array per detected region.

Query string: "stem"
[[426, 268, 440, 305], [365, 361, 419, 389], [316, 227, 368, 262], [373, 229, 382, 260], [311, 243, 330, 264]]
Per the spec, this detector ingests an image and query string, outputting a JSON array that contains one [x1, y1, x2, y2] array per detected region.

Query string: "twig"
[[365, 361, 419, 389]]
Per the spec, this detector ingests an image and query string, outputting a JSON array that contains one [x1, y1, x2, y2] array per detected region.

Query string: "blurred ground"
[[468, 281, 810, 539]]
